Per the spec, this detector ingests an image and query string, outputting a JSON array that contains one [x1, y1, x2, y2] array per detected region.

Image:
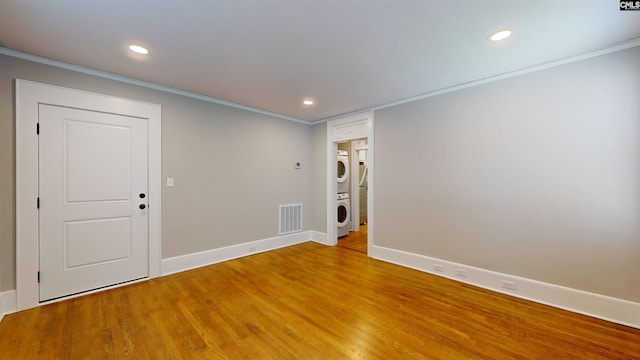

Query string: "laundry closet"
[[337, 139, 368, 239]]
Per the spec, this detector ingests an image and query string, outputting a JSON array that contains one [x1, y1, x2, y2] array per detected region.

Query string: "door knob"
[[139, 204, 146, 210], [139, 193, 146, 198]]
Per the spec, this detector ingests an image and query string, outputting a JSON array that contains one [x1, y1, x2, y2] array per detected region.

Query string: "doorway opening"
[[336, 139, 368, 254], [326, 112, 373, 254]]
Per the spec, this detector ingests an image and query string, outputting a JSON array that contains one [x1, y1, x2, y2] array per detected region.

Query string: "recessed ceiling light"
[[129, 45, 149, 55], [489, 30, 511, 42], [303, 100, 314, 105]]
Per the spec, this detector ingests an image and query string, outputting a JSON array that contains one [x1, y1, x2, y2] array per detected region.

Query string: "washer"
[[337, 193, 351, 237], [337, 150, 349, 194]]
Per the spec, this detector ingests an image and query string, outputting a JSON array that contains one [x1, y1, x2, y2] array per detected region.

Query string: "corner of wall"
[[310, 231, 329, 245], [0, 290, 17, 322]]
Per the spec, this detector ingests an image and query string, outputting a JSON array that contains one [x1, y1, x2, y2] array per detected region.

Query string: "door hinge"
[[36, 123, 40, 135], [37, 197, 40, 209], [37, 271, 40, 283]]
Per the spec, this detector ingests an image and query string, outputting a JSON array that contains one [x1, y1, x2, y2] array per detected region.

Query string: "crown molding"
[[0, 47, 309, 125], [3, 37, 639, 127], [312, 37, 640, 124]]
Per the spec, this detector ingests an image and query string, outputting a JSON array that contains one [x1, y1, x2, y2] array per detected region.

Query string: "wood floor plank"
[[338, 224, 368, 254], [1, 240, 639, 359]]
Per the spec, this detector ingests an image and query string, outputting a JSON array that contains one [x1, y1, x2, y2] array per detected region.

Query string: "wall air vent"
[[279, 203, 303, 235]]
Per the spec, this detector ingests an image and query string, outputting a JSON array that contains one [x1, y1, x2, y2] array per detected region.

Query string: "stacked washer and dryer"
[[337, 150, 351, 237]]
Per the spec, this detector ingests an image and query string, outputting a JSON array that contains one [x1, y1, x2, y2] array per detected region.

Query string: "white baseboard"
[[1, 231, 329, 321], [370, 245, 640, 329], [15, 232, 635, 329], [0, 290, 17, 322], [162, 231, 315, 276], [309, 230, 329, 245]]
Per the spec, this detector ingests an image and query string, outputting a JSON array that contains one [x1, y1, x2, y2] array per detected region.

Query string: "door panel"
[[39, 104, 149, 301], [65, 217, 131, 268], [66, 120, 131, 202]]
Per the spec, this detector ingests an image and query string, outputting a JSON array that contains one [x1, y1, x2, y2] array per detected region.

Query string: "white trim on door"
[[15, 79, 162, 311], [326, 112, 374, 251]]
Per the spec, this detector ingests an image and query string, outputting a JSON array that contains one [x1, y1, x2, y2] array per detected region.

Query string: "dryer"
[[337, 193, 351, 237], [337, 150, 349, 194]]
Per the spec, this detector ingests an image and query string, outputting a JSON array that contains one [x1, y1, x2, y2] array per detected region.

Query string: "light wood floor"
[[338, 224, 367, 254], [1, 240, 639, 359]]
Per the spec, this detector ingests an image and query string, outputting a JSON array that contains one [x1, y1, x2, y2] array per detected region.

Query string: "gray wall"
[[311, 122, 327, 232], [0, 54, 313, 292], [0, 56, 14, 294], [374, 47, 640, 302]]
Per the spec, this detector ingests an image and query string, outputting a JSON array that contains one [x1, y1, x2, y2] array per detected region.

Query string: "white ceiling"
[[1, 1, 639, 122]]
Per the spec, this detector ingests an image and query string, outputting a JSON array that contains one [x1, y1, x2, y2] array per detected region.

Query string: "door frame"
[[326, 112, 374, 252], [15, 79, 162, 311]]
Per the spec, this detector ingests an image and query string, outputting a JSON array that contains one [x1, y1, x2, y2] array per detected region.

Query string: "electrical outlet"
[[455, 269, 467, 277], [433, 264, 444, 272], [502, 280, 517, 290]]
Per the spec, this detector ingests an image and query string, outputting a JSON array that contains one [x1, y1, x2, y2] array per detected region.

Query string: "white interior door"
[[38, 104, 149, 301]]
